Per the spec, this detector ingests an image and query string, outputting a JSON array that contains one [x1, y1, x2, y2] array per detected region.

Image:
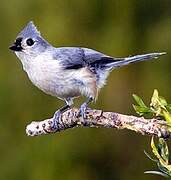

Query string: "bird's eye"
[[26, 38, 34, 46]]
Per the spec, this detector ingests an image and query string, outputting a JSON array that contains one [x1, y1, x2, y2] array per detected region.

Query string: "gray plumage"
[[9, 21, 165, 126]]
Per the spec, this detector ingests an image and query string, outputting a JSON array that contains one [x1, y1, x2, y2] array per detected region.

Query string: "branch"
[[26, 108, 171, 138]]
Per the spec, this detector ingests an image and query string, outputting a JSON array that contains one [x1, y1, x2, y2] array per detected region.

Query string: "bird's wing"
[[53, 47, 121, 70], [53, 47, 165, 71], [53, 47, 85, 69], [82, 48, 164, 69], [82, 48, 122, 68], [82, 48, 110, 62]]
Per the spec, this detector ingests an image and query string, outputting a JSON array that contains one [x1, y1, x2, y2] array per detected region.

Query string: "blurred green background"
[[0, 0, 171, 179]]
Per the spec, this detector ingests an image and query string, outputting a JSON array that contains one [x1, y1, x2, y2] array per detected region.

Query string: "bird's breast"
[[26, 60, 97, 99]]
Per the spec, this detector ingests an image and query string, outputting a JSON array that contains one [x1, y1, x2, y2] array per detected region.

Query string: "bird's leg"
[[51, 98, 73, 130], [78, 97, 93, 124]]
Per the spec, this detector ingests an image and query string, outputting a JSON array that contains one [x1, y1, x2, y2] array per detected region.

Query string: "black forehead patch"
[[15, 37, 23, 45]]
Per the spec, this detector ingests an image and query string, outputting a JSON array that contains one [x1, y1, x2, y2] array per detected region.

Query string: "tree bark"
[[26, 108, 171, 139]]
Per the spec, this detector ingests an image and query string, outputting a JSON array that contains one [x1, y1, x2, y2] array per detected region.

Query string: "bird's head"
[[9, 21, 50, 60]]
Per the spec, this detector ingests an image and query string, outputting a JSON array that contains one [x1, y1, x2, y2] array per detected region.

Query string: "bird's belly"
[[28, 71, 82, 98], [27, 61, 97, 100]]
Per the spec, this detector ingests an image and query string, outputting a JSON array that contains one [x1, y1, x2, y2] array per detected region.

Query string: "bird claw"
[[78, 103, 88, 125], [51, 110, 62, 131]]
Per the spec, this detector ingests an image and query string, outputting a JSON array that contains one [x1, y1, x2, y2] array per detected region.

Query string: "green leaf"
[[157, 162, 171, 177], [144, 171, 170, 178], [150, 89, 159, 109], [166, 104, 171, 112], [133, 105, 152, 115], [151, 137, 161, 160], [150, 89, 167, 116], [150, 137, 171, 177], [137, 90, 171, 178], [158, 138, 169, 163], [133, 94, 147, 107], [159, 96, 168, 107], [144, 150, 158, 162], [163, 111, 171, 126]]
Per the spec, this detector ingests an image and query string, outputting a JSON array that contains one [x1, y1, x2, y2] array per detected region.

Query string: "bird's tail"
[[106, 52, 166, 69]]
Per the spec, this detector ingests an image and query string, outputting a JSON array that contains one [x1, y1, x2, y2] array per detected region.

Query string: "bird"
[[9, 21, 165, 128]]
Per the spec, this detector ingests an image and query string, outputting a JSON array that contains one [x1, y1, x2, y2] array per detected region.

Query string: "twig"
[[26, 108, 171, 138]]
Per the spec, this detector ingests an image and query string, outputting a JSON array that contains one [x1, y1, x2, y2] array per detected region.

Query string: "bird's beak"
[[9, 38, 23, 51], [9, 43, 23, 51]]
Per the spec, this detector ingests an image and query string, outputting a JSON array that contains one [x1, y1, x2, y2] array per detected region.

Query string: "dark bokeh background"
[[0, 0, 171, 179]]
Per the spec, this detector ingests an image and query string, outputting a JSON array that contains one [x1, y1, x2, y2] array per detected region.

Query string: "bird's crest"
[[17, 21, 40, 38]]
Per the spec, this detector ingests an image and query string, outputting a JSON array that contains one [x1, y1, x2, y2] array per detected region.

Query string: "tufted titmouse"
[[9, 21, 165, 127]]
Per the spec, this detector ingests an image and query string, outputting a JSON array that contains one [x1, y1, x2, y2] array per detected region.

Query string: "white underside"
[[16, 52, 99, 100]]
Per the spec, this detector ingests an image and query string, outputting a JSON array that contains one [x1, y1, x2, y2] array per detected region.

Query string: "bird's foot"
[[51, 110, 62, 131], [78, 103, 88, 125]]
